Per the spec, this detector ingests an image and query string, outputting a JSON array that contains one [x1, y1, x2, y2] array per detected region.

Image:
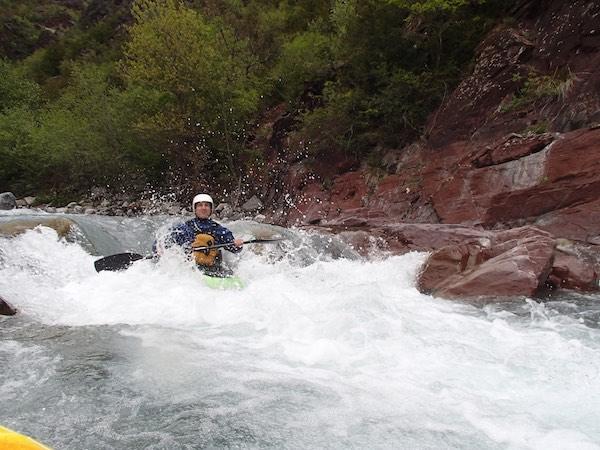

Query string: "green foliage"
[[503, 70, 576, 112], [0, 0, 82, 60], [0, 62, 165, 194], [0, 106, 37, 192], [121, 0, 262, 179], [0, 59, 41, 112], [525, 120, 549, 135], [35, 63, 165, 187], [0, 59, 41, 192], [294, 82, 368, 158], [0, 0, 516, 197], [273, 30, 333, 101], [387, 0, 483, 14], [283, 0, 508, 155]]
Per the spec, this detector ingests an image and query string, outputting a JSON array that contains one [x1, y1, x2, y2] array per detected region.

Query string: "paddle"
[[94, 252, 146, 272], [94, 238, 286, 272], [192, 237, 286, 252]]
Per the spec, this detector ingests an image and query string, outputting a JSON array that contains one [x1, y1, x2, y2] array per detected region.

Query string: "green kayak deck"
[[201, 274, 245, 290]]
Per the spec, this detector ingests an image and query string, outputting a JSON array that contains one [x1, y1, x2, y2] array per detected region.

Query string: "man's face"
[[195, 202, 212, 219]]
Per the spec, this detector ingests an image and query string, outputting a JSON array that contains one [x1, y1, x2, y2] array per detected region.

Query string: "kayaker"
[[153, 194, 243, 276]]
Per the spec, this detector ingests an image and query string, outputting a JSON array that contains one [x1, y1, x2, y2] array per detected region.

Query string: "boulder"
[[417, 226, 556, 301], [167, 205, 181, 215], [0, 217, 76, 237], [548, 251, 598, 292], [215, 202, 234, 218], [90, 186, 108, 199], [0, 192, 16, 210], [0, 296, 17, 316], [546, 240, 600, 292], [242, 195, 263, 212]]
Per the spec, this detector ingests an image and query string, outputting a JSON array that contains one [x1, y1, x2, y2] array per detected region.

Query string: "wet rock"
[[337, 230, 386, 256], [0, 296, 17, 316], [417, 226, 556, 301], [376, 223, 492, 254], [215, 203, 233, 219], [472, 133, 556, 168], [548, 250, 598, 292], [167, 205, 180, 215], [242, 195, 263, 212], [90, 186, 108, 199], [424, 128, 600, 230], [534, 196, 600, 243], [0, 217, 76, 237], [0, 192, 16, 210], [24, 196, 36, 206]]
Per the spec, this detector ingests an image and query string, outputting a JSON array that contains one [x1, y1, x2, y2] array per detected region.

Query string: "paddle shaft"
[[192, 238, 284, 252], [94, 238, 285, 272]]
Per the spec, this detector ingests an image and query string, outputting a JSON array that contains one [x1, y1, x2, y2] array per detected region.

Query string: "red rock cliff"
[[250, 0, 600, 299]]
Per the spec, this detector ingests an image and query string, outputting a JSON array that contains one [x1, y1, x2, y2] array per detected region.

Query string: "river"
[[1, 211, 600, 449]]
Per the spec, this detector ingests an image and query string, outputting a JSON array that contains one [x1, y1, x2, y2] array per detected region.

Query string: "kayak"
[[0, 425, 51, 450], [202, 274, 245, 290]]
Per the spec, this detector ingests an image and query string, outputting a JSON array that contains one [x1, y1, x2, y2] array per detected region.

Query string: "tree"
[[121, 0, 260, 180]]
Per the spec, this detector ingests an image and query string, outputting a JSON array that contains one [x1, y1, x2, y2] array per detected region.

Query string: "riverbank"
[[1, 191, 267, 222]]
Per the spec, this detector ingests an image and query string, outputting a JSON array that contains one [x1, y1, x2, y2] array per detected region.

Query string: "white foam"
[[2, 226, 600, 447]]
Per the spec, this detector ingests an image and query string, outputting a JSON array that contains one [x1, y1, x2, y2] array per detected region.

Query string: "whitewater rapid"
[[1, 213, 600, 449]]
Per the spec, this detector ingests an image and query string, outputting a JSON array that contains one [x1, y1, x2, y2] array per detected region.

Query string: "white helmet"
[[192, 193, 214, 211]]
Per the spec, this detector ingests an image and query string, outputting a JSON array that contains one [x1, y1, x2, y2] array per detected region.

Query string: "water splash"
[[1, 217, 600, 449]]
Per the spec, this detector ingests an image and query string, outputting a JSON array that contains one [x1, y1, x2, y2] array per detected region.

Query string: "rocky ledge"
[[330, 223, 599, 302]]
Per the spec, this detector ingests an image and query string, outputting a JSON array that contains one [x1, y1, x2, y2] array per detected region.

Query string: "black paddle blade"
[[94, 253, 145, 272]]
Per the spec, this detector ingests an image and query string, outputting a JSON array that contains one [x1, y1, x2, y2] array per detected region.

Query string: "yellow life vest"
[[192, 233, 219, 266]]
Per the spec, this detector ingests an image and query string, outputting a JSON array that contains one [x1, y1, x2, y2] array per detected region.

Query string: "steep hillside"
[[257, 0, 600, 243]]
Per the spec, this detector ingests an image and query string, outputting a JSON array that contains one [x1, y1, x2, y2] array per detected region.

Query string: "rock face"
[[423, 128, 600, 235], [0, 192, 16, 210], [248, 1, 600, 300]]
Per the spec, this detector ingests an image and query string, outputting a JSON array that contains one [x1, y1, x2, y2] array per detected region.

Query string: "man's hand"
[[234, 238, 244, 248]]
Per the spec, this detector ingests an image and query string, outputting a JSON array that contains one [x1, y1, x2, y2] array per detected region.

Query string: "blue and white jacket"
[[153, 218, 241, 255]]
